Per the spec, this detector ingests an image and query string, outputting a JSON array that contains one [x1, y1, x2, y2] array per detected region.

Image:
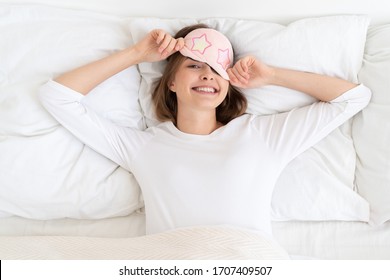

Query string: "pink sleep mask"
[[179, 28, 233, 80]]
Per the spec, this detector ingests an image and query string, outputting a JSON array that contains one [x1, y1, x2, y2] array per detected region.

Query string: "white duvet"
[[0, 226, 289, 259]]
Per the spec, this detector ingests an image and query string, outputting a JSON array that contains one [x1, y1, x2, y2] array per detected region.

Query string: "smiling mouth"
[[192, 87, 218, 94]]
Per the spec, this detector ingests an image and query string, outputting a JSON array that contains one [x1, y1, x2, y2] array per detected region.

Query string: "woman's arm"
[[230, 56, 372, 164], [250, 84, 371, 165], [39, 80, 152, 171], [227, 56, 357, 101], [55, 29, 184, 95], [39, 30, 184, 169]]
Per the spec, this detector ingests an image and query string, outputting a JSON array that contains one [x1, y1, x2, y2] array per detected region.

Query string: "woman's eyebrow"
[[186, 58, 199, 62]]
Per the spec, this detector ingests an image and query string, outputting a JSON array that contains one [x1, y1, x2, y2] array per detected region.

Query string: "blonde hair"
[[152, 24, 247, 125]]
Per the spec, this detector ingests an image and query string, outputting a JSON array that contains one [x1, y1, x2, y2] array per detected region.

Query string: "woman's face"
[[169, 58, 229, 114]]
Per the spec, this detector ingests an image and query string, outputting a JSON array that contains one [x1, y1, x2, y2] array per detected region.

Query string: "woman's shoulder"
[[222, 114, 259, 132]]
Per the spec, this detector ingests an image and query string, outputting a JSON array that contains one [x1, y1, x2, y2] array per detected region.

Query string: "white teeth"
[[193, 87, 216, 93]]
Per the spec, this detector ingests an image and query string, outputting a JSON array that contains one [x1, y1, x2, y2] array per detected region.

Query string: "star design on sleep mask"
[[191, 34, 212, 54], [217, 48, 231, 70]]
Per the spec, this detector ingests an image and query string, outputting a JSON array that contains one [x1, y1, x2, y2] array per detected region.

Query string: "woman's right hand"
[[133, 29, 185, 63]]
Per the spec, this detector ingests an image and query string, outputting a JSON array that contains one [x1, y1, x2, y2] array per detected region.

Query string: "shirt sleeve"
[[38, 80, 151, 171], [250, 84, 372, 165]]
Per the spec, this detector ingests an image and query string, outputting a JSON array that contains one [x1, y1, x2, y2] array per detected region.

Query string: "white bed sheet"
[[273, 221, 390, 259], [0, 212, 145, 238]]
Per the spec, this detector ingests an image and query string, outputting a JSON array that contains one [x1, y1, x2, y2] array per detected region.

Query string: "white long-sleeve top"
[[39, 80, 371, 236]]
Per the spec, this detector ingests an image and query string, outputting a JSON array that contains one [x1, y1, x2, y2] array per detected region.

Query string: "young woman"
[[39, 24, 371, 237]]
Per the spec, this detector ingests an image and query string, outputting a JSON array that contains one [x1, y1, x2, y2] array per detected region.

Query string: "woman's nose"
[[201, 66, 215, 80]]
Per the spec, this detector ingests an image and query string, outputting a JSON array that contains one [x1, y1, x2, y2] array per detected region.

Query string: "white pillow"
[[0, 5, 143, 219], [129, 15, 370, 221], [353, 24, 390, 225]]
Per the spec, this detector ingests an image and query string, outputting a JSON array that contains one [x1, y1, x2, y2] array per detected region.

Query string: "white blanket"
[[0, 226, 289, 260]]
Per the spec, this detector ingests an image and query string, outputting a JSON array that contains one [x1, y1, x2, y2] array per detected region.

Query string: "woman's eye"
[[189, 64, 201, 69]]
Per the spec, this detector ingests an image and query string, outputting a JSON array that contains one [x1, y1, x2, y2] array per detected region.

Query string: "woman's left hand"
[[227, 56, 275, 89]]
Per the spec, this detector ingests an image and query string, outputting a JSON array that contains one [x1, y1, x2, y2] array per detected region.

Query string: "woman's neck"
[[176, 110, 223, 135]]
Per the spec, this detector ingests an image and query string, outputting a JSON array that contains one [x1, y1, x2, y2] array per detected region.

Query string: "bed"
[[0, 0, 390, 260]]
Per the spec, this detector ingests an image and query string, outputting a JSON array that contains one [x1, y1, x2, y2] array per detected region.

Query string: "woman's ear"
[[169, 82, 176, 93]]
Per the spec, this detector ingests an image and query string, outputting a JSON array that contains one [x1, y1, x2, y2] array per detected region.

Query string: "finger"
[[175, 37, 185, 51], [227, 69, 240, 87], [237, 59, 251, 79], [231, 65, 249, 84], [230, 60, 246, 81], [227, 68, 238, 83], [153, 29, 165, 45], [241, 59, 250, 75], [227, 68, 248, 87], [158, 34, 174, 54], [163, 38, 179, 57]]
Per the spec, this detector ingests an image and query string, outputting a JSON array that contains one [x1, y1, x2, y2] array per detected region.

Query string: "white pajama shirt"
[[39, 80, 371, 236]]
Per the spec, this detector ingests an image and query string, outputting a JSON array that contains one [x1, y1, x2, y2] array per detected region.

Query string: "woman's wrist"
[[126, 45, 144, 65], [118, 46, 142, 67], [267, 67, 292, 87], [263, 65, 277, 86]]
